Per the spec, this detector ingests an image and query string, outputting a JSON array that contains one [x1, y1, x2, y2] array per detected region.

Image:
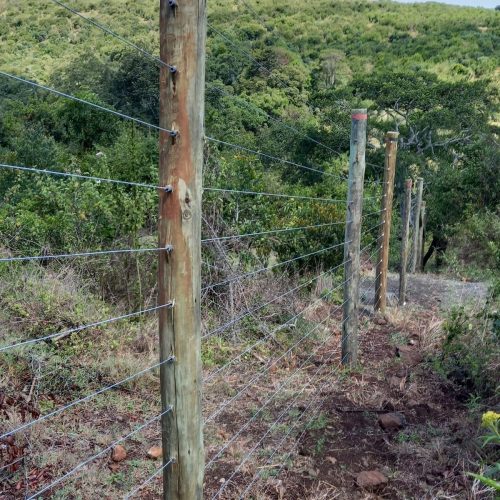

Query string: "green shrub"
[[436, 283, 499, 399]]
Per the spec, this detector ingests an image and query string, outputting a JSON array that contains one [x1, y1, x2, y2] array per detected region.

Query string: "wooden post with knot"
[[158, 0, 206, 498]]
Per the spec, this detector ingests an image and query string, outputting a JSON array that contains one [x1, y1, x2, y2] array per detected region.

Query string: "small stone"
[[356, 470, 388, 488], [147, 446, 163, 459], [219, 478, 225, 484], [378, 412, 406, 431], [111, 445, 127, 462], [396, 345, 423, 366]]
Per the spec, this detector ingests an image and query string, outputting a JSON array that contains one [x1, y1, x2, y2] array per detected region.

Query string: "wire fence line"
[[0, 3, 412, 499]]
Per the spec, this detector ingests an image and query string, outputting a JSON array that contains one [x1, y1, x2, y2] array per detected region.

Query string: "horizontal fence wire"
[[0, 246, 172, 263], [0, 356, 175, 440], [49, 0, 174, 70], [237, 351, 350, 499], [202, 220, 346, 243], [0, 302, 174, 352], [0, 163, 347, 205], [0, 71, 176, 135], [204, 293, 348, 425], [0, 162, 162, 189], [124, 458, 175, 499], [214, 347, 349, 499], [202, 260, 348, 341], [202, 241, 346, 291], [51, 0, 347, 169], [231, 254, 382, 497], [27, 407, 174, 499], [207, 24, 348, 160], [205, 296, 348, 471], [205, 136, 342, 179], [204, 186, 346, 203], [206, 83, 346, 161]]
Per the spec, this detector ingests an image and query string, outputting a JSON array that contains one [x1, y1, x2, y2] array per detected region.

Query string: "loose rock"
[[147, 446, 163, 459], [111, 445, 127, 462], [378, 412, 406, 431], [396, 345, 423, 366], [356, 470, 388, 488]]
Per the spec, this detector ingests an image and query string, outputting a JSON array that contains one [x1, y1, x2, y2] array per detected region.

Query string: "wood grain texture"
[[158, 0, 206, 498], [410, 178, 424, 273], [374, 131, 399, 312], [342, 109, 367, 365], [399, 179, 412, 305]]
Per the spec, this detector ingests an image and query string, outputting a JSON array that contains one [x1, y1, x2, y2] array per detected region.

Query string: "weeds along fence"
[[0, 1, 417, 498]]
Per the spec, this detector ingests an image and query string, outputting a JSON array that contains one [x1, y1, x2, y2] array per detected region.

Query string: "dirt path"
[[361, 271, 488, 311], [240, 274, 491, 499], [267, 274, 491, 499]]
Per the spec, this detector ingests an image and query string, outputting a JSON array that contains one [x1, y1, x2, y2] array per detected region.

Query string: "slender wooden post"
[[399, 179, 412, 305], [418, 201, 426, 272], [158, 0, 206, 498], [374, 131, 399, 312], [410, 177, 423, 273], [342, 109, 367, 365]]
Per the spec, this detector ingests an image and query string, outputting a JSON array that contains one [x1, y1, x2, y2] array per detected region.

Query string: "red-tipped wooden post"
[[342, 109, 367, 365]]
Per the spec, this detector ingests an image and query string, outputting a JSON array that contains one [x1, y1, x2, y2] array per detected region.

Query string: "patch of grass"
[[433, 284, 499, 399], [389, 331, 408, 346], [307, 412, 328, 431], [202, 336, 232, 368], [314, 436, 326, 455], [396, 430, 422, 444]]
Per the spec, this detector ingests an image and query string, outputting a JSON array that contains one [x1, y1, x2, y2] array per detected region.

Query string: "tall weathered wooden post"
[[158, 0, 206, 498], [342, 109, 367, 365], [418, 200, 427, 272], [374, 131, 398, 312], [399, 179, 412, 305], [410, 177, 424, 273]]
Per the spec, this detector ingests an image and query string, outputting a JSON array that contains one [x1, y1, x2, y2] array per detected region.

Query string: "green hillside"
[[0, 0, 498, 270]]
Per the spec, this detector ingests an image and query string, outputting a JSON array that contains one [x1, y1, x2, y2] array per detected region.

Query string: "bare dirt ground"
[[202, 272, 492, 499], [0, 271, 491, 499]]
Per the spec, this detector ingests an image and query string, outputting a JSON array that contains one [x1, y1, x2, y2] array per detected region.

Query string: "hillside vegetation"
[[0, 0, 499, 497], [0, 0, 498, 275]]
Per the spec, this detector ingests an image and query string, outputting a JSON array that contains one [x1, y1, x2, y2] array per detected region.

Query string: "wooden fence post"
[[410, 177, 423, 273], [399, 178, 412, 305], [342, 109, 367, 365], [158, 0, 206, 498], [418, 201, 426, 272], [374, 131, 399, 312]]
